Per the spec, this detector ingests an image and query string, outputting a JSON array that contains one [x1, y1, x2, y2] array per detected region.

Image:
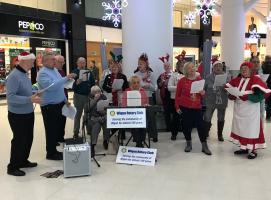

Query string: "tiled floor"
[[1, 102, 271, 200]]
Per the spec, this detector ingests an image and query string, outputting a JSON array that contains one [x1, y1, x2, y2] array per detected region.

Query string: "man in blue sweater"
[[6, 52, 41, 176], [37, 53, 76, 160], [72, 57, 95, 138]]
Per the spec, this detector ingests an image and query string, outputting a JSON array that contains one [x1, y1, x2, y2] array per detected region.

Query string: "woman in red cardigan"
[[175, 62, 212, 155]]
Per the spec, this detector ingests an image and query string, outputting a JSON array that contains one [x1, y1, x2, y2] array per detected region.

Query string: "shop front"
[[0, 12, 71, 95]]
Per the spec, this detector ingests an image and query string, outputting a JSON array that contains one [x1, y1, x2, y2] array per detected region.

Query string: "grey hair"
[[90, 85, 101, 95], [183, 62, 195, 77], [42, 52, 55, 64], [77, 57, 86, 63]]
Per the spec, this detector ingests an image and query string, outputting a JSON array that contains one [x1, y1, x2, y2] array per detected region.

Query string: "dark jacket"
[[72, 68, 95, 96]]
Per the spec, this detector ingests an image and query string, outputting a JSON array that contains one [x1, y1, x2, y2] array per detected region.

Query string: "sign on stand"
[[116, 146, 157, 167], [107, 108, 146, 129]]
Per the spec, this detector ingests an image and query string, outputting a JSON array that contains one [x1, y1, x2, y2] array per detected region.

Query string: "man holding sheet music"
[[72, 57, 95, 139], [37, 53, 76, 160]]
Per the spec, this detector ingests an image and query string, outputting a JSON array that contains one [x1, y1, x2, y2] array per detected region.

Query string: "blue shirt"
[[37, 66, 68, 106], [6, 66, 33, 114]]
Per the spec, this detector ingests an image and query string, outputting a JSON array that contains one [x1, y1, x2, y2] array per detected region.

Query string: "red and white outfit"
[[226, 75, 271, 150]]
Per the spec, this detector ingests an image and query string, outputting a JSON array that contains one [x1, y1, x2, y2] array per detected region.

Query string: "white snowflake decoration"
[[249, 28, 260, 39], [193, 0, 216, 25], [267, 12, 271, 30], [184, 12, 196, 28], [102, 0, 128, 27]]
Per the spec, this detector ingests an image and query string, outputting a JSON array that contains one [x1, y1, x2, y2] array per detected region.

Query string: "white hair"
[[90, 85, 101, 95]]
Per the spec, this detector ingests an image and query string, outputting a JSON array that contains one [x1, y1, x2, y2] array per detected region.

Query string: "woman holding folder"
[[225, 62, 271, 159], [175, 62, 212, 155], [203, 61, 229, 142]]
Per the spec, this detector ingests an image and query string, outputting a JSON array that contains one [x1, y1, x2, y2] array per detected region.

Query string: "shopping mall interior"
[[1, 0, 271, 199]]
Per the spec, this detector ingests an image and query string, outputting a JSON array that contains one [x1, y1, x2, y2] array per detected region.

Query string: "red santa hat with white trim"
[[18, 52, 36, 61]]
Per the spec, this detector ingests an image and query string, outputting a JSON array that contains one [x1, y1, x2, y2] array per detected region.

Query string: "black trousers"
[[170, 99, 182, 135], [181, 107, 206, 142], [41, 102, 65, 156], [58, 116, 66, 142], [147, 97, 158, 139], [131, 129, 146, 144], [8, 112, 34, 170], [162, 97, 172, 131], [266, 96, 271, 118]]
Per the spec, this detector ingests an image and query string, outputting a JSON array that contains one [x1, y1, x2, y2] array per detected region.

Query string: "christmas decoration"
[[193, 0, 216, 25], [267, 12, 271, 30], [102, 0, 128, 27], [184, 12, 196, 28]]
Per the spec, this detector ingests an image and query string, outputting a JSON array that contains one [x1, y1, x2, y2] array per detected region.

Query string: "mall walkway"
[[1, 102, 271, 200]]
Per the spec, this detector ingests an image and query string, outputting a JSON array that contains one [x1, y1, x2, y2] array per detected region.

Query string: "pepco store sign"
[[18, 20, 45, 33]]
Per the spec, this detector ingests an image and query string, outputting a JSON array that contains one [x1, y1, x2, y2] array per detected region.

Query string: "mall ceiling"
[[174, 0, 269, 17]]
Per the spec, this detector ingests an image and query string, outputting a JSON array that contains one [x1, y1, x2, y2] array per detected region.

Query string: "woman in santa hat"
[[167, 51, 186, 140], [226, 62, 271, 159]]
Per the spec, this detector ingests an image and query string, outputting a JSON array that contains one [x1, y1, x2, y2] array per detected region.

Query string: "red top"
[[197, 63, 203, 77], [175, 76, 203, 110], [122, 88, 149, 106]]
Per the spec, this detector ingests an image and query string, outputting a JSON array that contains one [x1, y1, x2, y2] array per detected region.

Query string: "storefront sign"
[[41, 40, 57, 48], [107, 108, 146, 129], [0, 13, 69, 39], [116, 146, 157, 167]]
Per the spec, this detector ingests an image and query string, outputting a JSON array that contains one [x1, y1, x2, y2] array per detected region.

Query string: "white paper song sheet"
[[127, 91, 141, 106], [214, 74, 227, 87], [37, 83, 55, 94], [62, 105, 77, 120], [97, 100, 110, 111], [112, 79, 124, 90], [64, 79, 75, 89], [225, 87, 242, 97], [190, 79, 205, 93], [260, 74, 269, 82], [79, 70, 89, 81]]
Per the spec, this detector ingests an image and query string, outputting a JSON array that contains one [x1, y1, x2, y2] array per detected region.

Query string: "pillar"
[[266, 1, 271, 56], [122, 0, 173, 80]]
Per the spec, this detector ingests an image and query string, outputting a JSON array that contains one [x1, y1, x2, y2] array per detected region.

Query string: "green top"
[[248, 89, 264, 103]]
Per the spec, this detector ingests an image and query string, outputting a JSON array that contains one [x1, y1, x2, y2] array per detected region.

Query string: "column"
[[221, 0, 246, 72], [266, 0, 271, 56], [122, 0, 173, 79]]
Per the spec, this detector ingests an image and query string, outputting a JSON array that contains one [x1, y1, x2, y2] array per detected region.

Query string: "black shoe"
[[171, 134, 177, 141], [153, 138, 158, 143], [56, 142, 60, 146], [103, 140, 108, 150], [7, 169, 25, 176], [247, 151, 257, 159], [136, 143, 144, 148], [46, 153, 63, 160], [20, 161, 38, 168], [234, 149, 248, 155], [91, 145, 95, 158], [58, 138, 65, 143], [73, 134, 79, 139]]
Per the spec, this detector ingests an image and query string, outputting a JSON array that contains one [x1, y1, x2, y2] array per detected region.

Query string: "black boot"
[[171, 132, 177, 141], [203, 121, 212, 138], [202, 142, 212, 155], [91, 145, 95, 158], [217, 120, 225, 142], [184, 141, 192, 152]]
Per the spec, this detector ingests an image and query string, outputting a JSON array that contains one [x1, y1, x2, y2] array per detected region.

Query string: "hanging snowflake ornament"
[[249, 28, 260, 39], [102, 0, 127, 27], [193, 0, 216, 25], [184, 12, 196, 28], [267, 12, 271, 30]]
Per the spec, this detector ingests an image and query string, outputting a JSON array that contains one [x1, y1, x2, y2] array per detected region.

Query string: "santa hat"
[[240, 62, 253, 69], [212, 60, 222, 67], [18, 52, 36, 61], [159, 53, 170, 64], [175, 50, 186, 61]]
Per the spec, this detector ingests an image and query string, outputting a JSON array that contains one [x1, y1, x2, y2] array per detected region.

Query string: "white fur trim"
[[229, 137, 266, 150], [251, 84, 271, 94], [18, 53, 36, 61], [212, 61, 222, 67], [225, 83, 233, 88]]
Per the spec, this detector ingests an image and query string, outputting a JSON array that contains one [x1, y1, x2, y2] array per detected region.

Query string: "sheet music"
[[214, 74, 227, 87], [64, 79, 75, 89], [127, 91, 141, 106], [112, 79, 124, 90], [37, 83, 55, 94], [62, 105, 77, 119], [225, 87, 242, 97], [190, 79, 205, 93], [260, 74, 269, 82], [97, 100, 110, 111], [79, 70, 89, 81]]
